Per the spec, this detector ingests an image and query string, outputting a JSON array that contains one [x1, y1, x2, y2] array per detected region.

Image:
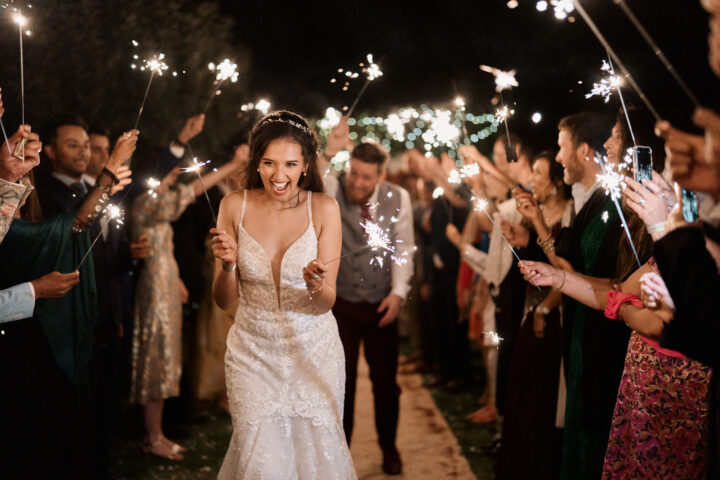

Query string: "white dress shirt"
[[0, 282, 35, 323]]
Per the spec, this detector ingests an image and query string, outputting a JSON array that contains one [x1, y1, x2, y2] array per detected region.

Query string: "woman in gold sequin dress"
[[130, 152, 243, 460], [211, 111, 355, 479]]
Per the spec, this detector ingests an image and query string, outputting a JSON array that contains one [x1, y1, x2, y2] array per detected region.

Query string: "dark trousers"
[[333, 296, 400, 451], [430, 273, 469, 381], [89, 344, 121, 479]]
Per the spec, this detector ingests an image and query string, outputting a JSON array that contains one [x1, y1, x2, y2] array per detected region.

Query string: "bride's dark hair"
[[245, 110, 323, 192]]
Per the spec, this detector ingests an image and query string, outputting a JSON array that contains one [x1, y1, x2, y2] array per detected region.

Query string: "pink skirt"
[[602, 332, 712, 479]]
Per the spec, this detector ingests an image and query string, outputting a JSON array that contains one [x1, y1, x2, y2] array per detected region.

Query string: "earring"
[[256, 168, 260, 172], [551, 186, 558, 196]]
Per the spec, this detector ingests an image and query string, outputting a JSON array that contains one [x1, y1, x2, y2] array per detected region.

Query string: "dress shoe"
[[382, 448, 403, 475]]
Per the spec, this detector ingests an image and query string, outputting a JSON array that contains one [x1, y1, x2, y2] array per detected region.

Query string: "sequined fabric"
[[218, 190, 356, 480], [129, 184, 196, 404]]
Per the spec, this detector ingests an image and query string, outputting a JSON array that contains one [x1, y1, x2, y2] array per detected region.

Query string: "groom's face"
[[345, 159, 381, 204]]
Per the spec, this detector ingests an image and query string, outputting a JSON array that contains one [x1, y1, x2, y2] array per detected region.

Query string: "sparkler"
[[572, 0, 661, 122], [132, 50, 169, 130], [480, 65, 518, 162], [613, 0, 701, 108], [180, 156, 217, 224], [203, 59, 239, 113], [585, 60, 621, 103], [343, 54, 384, 118], [595, 153, 642, 268], [323, 207, 408, 267], [13, 12, 26, 126], [76, 205, 125, 269], [474, 197, 522, 264]]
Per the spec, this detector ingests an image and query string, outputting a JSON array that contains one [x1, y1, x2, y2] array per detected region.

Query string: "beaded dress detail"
[[218, 190, 356, 479]]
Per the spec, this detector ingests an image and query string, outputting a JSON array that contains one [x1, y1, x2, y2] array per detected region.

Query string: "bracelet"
[[646, 222, 666, 234], [100, 167, 119, 185], [536, 234, 555, 256], [221, 262, 236, 272], [554, 270, 567, 290], [309, 280, 326, 296]]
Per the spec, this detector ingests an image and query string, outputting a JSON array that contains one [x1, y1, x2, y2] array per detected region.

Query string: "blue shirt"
[[0, 282, 35, 323]]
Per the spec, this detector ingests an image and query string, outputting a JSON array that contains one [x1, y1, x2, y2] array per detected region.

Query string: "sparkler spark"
[[208, 58, 239, 83], [585, 60, 621, 103], [551, 0, 574, 19], [364, 54, 383, 81], [448, 169, 462, 184], [432, 186, 445, 199], [146, 177, 161, 198], [594, 154, 627, 200], [139, 53, 169, 75], [484, 330, 504, 346], [76, 204, 126, 269], [179, 156, 211, 174], [460, 162, 480, 178], [12, 12, 26, 26], [480, 65, 519, 92]]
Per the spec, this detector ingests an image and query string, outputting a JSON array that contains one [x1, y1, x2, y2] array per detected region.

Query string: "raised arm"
[[210, 194, 240, 310]]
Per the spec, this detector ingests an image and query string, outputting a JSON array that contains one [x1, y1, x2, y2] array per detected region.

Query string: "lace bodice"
[[235, 189, 318, 316]]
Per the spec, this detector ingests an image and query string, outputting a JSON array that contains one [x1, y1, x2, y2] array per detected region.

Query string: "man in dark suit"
[[552, 111, 627, 480], [37, 114, 145, 479]]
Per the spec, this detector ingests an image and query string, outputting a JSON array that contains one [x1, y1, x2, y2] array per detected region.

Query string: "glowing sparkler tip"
[[364, 54, 383, 81], [484, 330, 504, 346], [13, 13, 27, 26], [210, 58, 239, 82], [480, 65, 519, 92], [141, 54, 169, 76], [432, 187, 445, 199]]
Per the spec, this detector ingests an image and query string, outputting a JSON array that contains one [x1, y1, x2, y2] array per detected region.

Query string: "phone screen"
[[632, 146, 653, 186], [681, 189, 699, 222]]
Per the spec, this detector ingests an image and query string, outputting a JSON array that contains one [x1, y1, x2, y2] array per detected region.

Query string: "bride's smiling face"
[[259, 138, 307, 199]]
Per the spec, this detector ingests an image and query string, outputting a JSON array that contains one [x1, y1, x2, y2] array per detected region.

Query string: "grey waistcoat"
[[334, 179, 402, 304]]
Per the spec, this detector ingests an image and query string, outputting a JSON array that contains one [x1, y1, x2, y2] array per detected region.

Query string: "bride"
[[210, 111, 356, 479]]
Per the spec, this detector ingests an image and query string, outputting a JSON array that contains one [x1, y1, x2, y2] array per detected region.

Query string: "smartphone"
[[681, 189, 699, 222], [632, 146, 653, 187]]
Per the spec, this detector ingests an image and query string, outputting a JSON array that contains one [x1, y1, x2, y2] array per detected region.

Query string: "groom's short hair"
[[350, 142, 388, 173]]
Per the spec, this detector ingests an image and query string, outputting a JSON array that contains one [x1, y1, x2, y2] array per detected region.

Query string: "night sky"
[[220, 0, 717, 151]]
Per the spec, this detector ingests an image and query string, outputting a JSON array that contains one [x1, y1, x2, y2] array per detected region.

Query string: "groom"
[[323, 138, 414, 475]]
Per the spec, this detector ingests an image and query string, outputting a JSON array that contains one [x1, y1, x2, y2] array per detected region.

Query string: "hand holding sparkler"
[[30, 271, 80, 299], [655, 120, 720, 193], [177, 114, 205, 145], [0, 125, 41, 182], [303, 259, 329, 295], [693, 108, 720, 167], [209, 227, 238, 271], [107, 130, 139, 171], [518, 260, 565, 289]]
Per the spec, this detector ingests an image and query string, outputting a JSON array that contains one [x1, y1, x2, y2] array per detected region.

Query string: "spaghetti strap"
[[307, 191, 313, 226], [240, 190, 247, 224]]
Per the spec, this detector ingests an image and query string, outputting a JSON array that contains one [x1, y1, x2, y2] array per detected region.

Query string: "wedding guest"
[[323, 140, 415, 475]]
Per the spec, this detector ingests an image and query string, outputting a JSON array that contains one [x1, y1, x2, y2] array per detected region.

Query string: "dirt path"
[[349, 353, 477, 479]]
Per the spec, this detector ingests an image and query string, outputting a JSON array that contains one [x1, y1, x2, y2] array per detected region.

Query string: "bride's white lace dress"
[[218, 190, 356, 479]]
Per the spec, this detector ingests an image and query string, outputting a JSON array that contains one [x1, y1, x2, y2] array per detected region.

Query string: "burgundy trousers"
[[333, 296, 401, 451]]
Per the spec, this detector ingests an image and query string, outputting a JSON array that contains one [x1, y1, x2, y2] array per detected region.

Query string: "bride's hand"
[[210, 228, 237, 269], [303, 259, 328, 292]]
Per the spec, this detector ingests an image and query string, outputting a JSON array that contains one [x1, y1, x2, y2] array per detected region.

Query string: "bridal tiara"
[[259, 117, 312, 135]]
